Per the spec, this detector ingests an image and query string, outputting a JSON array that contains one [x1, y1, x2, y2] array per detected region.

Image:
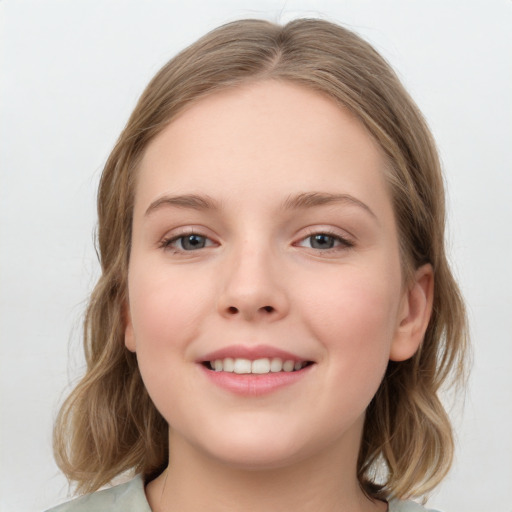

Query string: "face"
[[125, 80, 429, 471]]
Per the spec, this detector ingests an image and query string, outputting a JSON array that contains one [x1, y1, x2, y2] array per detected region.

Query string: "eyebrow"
[[282, 192, 376, 218], [145, 194, 220, 216], [144, 191, 376, 218]]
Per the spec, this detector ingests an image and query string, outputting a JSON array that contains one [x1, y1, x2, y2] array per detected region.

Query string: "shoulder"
[[388, 499, 443, 512], [44, 475, 151, 512]]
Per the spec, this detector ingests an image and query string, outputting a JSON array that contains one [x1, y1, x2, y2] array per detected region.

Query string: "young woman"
[[48, 18, 468, 512]]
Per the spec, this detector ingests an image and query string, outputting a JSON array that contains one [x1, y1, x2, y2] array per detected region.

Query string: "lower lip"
[[200, 364, 313, 396]]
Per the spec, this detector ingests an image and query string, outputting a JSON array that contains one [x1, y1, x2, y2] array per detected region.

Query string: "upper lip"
[[199, 344, 312, 363]]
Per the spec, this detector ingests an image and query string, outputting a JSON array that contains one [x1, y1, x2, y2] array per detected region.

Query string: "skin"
[[125, 80, 433, 512]]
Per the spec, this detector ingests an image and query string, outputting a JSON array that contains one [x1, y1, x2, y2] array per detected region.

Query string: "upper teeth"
[[210, 358, 304, 374]]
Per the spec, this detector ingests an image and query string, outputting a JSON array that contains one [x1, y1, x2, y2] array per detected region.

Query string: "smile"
[[198, 346, 315, 395], [205, 357, 311, 374]]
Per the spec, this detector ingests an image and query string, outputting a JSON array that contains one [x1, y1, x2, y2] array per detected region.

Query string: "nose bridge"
[[218, 236, 288, 321]]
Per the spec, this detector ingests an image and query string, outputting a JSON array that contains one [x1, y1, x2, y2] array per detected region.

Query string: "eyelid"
[[294, 227, 355, 250], [157, 225, 354, 253], [158, 227, 219, 252]]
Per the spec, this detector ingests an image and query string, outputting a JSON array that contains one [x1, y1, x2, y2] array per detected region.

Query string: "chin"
[[184, 420, 323, 471], [204, 443, 306, 472]]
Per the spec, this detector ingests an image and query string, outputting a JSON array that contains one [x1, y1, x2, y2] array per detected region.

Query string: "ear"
[[390, 264, 434, 362], [123, 301, 136, 353]]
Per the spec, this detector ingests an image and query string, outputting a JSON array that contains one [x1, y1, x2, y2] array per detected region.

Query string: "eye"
[[297, 232, 353, 250], [161, 233, 215, 251]]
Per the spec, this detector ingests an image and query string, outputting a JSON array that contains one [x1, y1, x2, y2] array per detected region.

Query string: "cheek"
[[306, 263, 400, 338], [126, 264, 212, 404], [126, 267, 206, 421], [128, 264, 207, 349], [300, 264, 401, 393]]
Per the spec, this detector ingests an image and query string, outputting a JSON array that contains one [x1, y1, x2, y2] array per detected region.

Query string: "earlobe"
[[390, 264, 434, 362], [123, 303, 136, 353]]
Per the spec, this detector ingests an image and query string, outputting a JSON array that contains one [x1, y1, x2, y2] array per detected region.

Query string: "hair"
[[53, 18, 468, 501]]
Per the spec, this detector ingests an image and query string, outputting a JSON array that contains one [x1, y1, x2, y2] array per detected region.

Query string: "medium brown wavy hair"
[[53, 18, 468, 500]]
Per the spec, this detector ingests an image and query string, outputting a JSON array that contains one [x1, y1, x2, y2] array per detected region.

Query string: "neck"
[[146, 428, 386, 512]]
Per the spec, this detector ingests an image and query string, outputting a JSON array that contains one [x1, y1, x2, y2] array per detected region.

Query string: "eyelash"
[[159, 231, 214, 253], [158, 229, 354, 254], [296, 229, 354, 252]]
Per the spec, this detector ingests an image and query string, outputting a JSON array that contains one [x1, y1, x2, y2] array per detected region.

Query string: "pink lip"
[[197, 344, 314, 397], [199, 344, 309, 363], [199, 363, 313, 396]]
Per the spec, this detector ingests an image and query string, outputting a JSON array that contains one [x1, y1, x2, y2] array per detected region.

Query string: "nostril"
[[224, 305, 276, 316]]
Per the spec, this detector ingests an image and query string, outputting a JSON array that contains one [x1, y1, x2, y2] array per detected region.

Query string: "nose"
[[217, 243, 289, 322]]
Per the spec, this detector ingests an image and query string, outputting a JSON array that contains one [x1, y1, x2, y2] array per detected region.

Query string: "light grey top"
[[45, 477, 151, 512], [45, 475, 441, 512]]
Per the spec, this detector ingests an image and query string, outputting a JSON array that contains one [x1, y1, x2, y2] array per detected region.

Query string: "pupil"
[[311, 234, 334, 249], [182, 235, 205, 250]]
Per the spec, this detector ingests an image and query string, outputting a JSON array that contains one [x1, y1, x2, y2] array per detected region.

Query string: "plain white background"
[[1, 1, 511, 511]]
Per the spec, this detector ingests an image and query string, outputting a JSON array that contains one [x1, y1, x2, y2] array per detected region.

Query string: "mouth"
[[202, 357, 314, 374], [198, 346, 315, 395]]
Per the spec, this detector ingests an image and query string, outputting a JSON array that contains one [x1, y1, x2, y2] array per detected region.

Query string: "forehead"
[[135, 80, 391, 217]]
